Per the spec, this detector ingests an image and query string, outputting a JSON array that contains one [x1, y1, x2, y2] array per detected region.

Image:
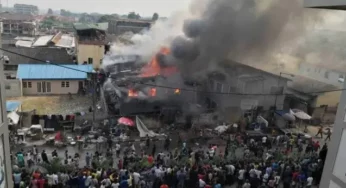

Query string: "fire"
[[140, 47, 178, 77], [150, 88, 157, 97], [174, 89, 180, 94], [128, 89, 138, 97]]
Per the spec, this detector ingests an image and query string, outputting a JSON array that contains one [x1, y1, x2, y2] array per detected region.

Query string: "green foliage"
[[128, 12, 141, 19], [98, 14, 118, 23], [152, 13, 159, 21]]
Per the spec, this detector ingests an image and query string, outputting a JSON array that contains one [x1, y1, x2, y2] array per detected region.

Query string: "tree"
[[98, 14, 118, 23], [152, 13, 159, 21], [128, 12, 140, 19], [47, 8, 53, 15]]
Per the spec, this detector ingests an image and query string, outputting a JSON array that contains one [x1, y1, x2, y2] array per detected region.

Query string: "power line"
[[0, 47, 92, 74], [1, 46, 346, 96]]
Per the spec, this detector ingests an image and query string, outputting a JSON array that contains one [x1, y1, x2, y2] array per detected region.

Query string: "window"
[[61, 82, 65, 87], [5, 84, 10, 90], [37, 82, 41, 92], [324, 71, 329, 79], [215, 82, 223, 92], [28, 82, 32, 88], [47, 82, 51, 92], [88, 58, 93, 64], [23, 82, 27, 88]]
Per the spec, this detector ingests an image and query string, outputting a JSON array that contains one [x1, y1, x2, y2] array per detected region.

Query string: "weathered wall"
[[4, 79, 21, 97], [21, 80, 83, 95], [77, 44, 104, 69]]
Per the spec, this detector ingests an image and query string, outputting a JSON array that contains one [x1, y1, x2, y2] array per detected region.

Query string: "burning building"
[[101, 47, 200, 119]]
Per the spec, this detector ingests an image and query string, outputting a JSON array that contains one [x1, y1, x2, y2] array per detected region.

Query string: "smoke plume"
[[104, 0, 324, 76]]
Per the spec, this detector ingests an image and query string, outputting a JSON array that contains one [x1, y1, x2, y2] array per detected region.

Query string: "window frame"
[[23, 82, 27, 88], [61, 81, 65, 88], [28, 82, 32, 88], [65, 81, 70, 88]]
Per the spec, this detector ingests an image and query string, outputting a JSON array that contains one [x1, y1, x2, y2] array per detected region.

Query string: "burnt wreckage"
[[101, 48, 201, 119]]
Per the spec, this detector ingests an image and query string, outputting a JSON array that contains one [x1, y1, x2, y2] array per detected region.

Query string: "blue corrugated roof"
[[6, 101, 21, 112], [17, 64, 93, 79]]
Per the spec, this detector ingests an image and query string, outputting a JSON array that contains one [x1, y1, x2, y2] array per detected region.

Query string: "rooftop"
[[6, 101, 21, 112], [0, 12, 34, 21], [3, 44, 74, 65], [17, 64, 93, 80], [73, 23, 107, 31]]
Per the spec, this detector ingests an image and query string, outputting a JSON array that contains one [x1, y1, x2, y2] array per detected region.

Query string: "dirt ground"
[[7, 95, 93, 115]]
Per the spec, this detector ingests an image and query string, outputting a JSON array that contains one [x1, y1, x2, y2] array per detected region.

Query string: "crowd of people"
[[11, 130, 328, 188]]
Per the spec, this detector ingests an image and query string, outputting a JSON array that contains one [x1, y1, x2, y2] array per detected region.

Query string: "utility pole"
[[91, 70, 97, 126]]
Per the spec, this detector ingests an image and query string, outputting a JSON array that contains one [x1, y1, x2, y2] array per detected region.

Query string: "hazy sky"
[[5, 0, 192, 17]]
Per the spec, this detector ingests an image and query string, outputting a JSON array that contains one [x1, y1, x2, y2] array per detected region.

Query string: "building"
[[0, 12, 37, 35], [2, 44, 75, 97], [305, 1, 346, 188], [205, 61, 290, 122], [0, 24, 14, 188], [16, 64, 93, 95], [108, 19, 152, 35], [73, 23, 109, 69], [14, 4, 39, 15]]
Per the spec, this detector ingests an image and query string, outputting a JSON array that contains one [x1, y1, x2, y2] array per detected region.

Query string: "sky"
[[5, 0, 192, 17]]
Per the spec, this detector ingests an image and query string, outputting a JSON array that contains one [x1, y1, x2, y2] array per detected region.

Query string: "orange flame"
[[174, 89, 180, 94], [140, 47, 178, 77], [128, 89, 138, 97], [150, 88, 157, 97]]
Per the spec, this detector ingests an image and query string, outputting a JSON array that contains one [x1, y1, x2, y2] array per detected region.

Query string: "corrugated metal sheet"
[[14, 36, 35, 41], [17, 64, 93, 80], [6, 101, 21, 112], [55, 35, 75, 48], [15, 40, 33, 47], [32, 35, 54, 47]]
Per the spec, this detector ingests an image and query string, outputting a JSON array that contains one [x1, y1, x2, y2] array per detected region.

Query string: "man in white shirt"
[[52, 173, 58, 185], [199, 178, 206, 188], [306, 176, 313, 188], [238, 169, 245, 185], [133, 171, 141, 186]]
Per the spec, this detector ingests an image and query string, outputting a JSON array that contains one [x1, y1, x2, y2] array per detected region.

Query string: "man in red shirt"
[[160, 183, 169, 188], [37, 176, 45, 188]]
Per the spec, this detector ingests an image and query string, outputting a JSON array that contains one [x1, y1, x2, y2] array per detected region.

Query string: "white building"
[[0, 28, 14, 188], [14, 4, 39, 15]]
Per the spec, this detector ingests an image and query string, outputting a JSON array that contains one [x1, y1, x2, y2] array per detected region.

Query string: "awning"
[[275, 110, 296, 121], [292, 109, 312, 120]]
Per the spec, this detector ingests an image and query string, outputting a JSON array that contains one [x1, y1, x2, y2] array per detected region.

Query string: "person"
[[242, 179, 251, 188], [16, 150, 25, 167], [32, 145, 38, 162], [52, 150, 58, 158], [306, 175, 313, 188], [86, 152, 91, 167], [315, 126, 323, 138], [325, 129, 332, 141], [116, 143, 121, 157], [41, 150, 49, 164], [152, 143, 156, 156], [164, 137, 170, 151], [13, 171, 21, 188]]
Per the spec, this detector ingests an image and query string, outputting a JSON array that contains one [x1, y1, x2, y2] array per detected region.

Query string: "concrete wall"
[[21, 80, 83, 95], [208, 68, 288, 112], [315, 91, 341, 107], [0, 37, 14, 187], [77, 43, 104, 69], [4, 79, 21, 97]]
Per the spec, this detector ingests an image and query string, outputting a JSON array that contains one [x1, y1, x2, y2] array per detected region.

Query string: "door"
[[37, 81, 51, 94]]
